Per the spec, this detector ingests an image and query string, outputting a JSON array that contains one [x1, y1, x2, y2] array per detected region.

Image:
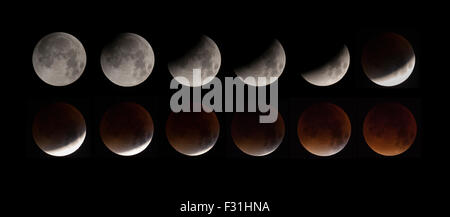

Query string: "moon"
[[231, 111, 285, 156], [166, 110, 220, 156], [301, 45, 350, 86], [363, 103, 417, 156], [362, 33, 415, 87], [297, 103, 351, 156], [101, 33, 155, 87], [32, 32, 86, 86], [100, 102, 154, 156], [32, 103, 86, 157], [234, 39, 286, 86], [168, 35, 221, 87]]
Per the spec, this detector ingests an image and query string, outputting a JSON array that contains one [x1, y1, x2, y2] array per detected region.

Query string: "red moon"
[[297, 103, 351, 156], [32, 102, 86, 157], [363, 103, 417, 156], [100, 102, 154, 156], [231, 112, 285, 156], [166, 110, 220, 156]]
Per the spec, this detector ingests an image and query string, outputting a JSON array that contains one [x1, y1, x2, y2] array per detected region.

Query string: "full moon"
[[32, 103, 86, 157], [166, 110, 220, 156], [301, 45, 350, 86], [234, 39, 286, 86], [168, 35, 221, 87], [363, 103, 417, 156], [297, 103, 351, 156], [231, 111, 285, 156], [101, 33, 155, 87], [100, 102, 154, 156], [32, 32, 86, 86], [362, 33, 415, 87]]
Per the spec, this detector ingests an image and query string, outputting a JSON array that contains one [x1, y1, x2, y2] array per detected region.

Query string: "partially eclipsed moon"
[[168, 35, 221, 87], [32, 103, 86, 157], [362, 33, 415, 87], [32, 32, 86, 86], [298, 103, 351, 156], [100, 102, 154, 156], [231, 111, 285, 156], [235, 39, 286, 86], [101, 33, 155, 87], [166, 110, 220, 156], [363, 103, 417, 156], [301, 45, 350, 86]]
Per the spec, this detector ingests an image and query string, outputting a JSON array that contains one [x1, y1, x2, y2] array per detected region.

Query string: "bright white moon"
[[32, 32, 86, 86]]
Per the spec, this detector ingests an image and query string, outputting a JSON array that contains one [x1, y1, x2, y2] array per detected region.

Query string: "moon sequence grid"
[[30, 31, 419, 158], [32, 32, 416, 88]]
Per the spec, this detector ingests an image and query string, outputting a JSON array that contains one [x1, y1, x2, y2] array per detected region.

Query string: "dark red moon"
[[297, 103, 351, 156], [100, 102, 154, 156], [166, 110, 220, 156], [231, 112, 285, 156], [363, 103, 417, 156], [32, 102, 86, 157]]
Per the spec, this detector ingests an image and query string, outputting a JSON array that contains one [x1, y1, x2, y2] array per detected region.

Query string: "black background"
[[18, 0, 434, 216]]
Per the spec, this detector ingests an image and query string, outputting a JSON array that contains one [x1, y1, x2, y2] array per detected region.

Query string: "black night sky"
[[16, 1, 436, 216]]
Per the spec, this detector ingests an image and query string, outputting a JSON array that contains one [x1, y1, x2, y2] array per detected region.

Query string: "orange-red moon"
[[231, 112, 285, 156], [166, 110, 220, 156], [297, 103, 351, 156], [363, 103, 417, 156]]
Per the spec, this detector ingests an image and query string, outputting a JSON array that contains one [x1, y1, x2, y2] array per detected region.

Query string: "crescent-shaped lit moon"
[[100, 102, 154, 156], [235, 39, 286, 86], [362, 33, 415, 87], [168, 35, 221, 87], [231, 111, 285, 156], [301, 45, 350, 86], [166, 110, 220, 156], [32, 103, 86, 157]]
